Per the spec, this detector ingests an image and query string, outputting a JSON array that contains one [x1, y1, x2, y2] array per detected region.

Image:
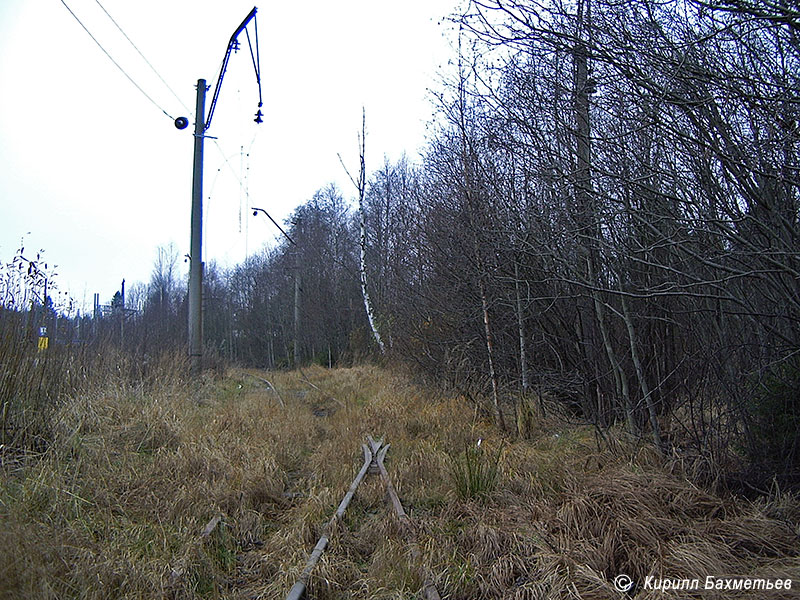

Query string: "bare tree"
[[340, 109, 386, 355]]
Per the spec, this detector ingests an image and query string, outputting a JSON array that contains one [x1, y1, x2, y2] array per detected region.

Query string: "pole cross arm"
[[205, 6, 260, 131], [252, 207, 297, 245]]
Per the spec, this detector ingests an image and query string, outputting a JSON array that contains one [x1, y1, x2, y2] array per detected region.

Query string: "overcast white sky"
[[0, 0, 461, 313]]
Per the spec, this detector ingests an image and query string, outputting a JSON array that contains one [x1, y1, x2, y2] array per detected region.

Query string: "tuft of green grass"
[[449, 440, 503, 500]]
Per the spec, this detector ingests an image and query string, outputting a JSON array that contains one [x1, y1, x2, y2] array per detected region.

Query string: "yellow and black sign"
[[38, 336, 49, 351]]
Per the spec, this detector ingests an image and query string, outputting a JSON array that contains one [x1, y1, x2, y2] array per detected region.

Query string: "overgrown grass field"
[[1, 364, 798, 599]]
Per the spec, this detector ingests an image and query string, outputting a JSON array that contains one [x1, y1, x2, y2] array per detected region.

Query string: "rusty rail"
[[285, 436, 441, 600], [285, 443, 373, 600], [242, 372, 286, 407], [369, 436, 442, 600]]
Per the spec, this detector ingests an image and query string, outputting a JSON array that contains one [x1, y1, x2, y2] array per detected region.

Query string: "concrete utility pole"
[[293, 215, 302, 367], [183, 8, 261, 377], [294, 262, 301, 367], [188, 79, 207, 375]]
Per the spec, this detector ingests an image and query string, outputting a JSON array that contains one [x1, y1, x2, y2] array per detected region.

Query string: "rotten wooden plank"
[[200, 514, 223, 538], [168, 513, 225, 586]]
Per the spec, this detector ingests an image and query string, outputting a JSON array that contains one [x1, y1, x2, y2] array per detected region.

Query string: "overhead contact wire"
[[59, 0, 174, 120], [94, 0, 192, 115], [245, 25, 262, 106]]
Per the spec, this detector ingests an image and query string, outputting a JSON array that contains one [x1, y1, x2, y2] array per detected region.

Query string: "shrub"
[[748, 358, 800, 487]]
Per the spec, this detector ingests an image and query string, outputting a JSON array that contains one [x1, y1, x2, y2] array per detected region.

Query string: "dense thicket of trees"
[[6, 0, 796, 488]]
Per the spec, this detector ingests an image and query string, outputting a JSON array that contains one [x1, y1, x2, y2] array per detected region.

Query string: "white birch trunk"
[[360, 194, 385, 354], [344, 109, 385, 355]]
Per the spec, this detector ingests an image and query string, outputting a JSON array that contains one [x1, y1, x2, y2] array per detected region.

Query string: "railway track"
[[285, 435, 441, 600], [168, 372, 444, 598]]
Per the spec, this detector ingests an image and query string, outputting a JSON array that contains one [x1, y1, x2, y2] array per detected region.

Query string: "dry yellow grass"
[[1, 363, 798, 599]]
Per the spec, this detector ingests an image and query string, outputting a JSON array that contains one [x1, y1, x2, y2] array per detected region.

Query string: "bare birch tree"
[[340, 109, 386, 355]]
